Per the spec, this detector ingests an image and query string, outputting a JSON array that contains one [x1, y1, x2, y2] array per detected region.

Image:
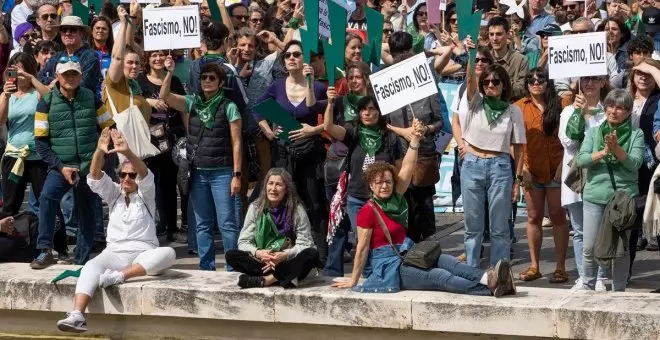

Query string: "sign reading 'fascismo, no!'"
[[547, 31, 607, 79], [142, 5, 201, 51]]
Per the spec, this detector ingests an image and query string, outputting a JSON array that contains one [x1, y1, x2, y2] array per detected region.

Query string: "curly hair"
[[363, 161, 398, 188]]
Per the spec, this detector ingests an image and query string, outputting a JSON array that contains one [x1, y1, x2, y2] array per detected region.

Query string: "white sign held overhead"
[[142, 6, 201, 51], [547, 31, 607, 79], [120, 0, 160, 4], [319, 0, 353, 39], [439, 0, 446, 11], [369, 53, 438, 115]]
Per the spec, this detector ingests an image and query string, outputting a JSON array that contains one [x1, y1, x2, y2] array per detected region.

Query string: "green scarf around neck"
[[254, 209, 286, 251], [483, 96, 510, 125], [343, 92, 364, 122], [565, 106, 605, 141], [371, 193, 409, 228], [597, 118, 633, 165], [358, 124, 382, 156], [193, 91, 224, 130]]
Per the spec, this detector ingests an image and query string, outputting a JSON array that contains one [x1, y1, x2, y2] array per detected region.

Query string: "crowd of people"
[[0, 0, 658, 334]]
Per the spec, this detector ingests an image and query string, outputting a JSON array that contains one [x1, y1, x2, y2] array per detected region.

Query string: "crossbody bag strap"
[[606, 164, 617, 191], [105, 86, 119, 116], [368, 201, 405, 261]]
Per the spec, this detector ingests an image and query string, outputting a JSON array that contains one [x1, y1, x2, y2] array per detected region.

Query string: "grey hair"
[[35, 0, 59, 13], [604, 89, 633, 114], [249, 7, 265, 18], [253, 168, 304, 221], [233, 27, 257, 40], [572, 17, 595, 32]]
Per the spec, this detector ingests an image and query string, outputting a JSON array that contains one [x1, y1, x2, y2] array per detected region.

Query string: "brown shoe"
[[519, 267, 542, 281], [487, 260, 511, 297], [501, 266, 517, 296], [30, 251, 56, 270]]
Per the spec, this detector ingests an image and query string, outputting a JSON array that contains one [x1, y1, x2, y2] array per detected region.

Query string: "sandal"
[[519, 267, 542, 281], [549, 269, 568, 283], [456, 253, 467, 262]]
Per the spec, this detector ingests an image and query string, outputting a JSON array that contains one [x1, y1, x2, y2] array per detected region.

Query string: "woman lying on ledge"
[[57, 129, 176, 333], [226, 167, 320, 288], [333, 118, 516, 297]]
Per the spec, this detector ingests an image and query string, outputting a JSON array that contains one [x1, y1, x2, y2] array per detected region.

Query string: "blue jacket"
[[38, 44, 101, 97]]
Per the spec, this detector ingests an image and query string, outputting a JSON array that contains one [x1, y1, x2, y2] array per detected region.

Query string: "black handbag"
[[177, 126, 206, 196], [368, 202, 442, 270]]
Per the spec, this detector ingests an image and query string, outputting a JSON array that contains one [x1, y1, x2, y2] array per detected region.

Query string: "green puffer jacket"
[[44, 86, 98, 175]]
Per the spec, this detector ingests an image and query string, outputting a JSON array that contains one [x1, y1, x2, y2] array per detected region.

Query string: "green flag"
[[456, 1, 482, 73], [362, 7, 384, 66], [253, 99, 302, 144], [322, 0, 348, 85], [72, 0, 89, 25]]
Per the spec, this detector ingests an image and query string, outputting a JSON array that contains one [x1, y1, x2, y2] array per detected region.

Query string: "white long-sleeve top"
[[87, 170, 158, 252]]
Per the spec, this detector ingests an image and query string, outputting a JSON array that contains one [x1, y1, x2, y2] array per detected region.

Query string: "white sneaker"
[[99, 269, 125, 289], [57, 311, 87, 333], [595, 278, 607, 292], [571, 278, 589, 290]]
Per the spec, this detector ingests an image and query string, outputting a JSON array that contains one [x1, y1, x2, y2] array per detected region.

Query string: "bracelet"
[[409, 143, 419, 150], [287, 17, 301, 30]]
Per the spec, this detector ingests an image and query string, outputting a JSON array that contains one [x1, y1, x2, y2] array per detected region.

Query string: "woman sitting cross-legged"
[[56, 128, 176, 333], [332, 118, 516, 297], [226, 168, 320, 288]]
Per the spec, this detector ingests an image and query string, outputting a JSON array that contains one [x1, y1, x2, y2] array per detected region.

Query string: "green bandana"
[[254, 209, 286, 251], [371, 193, 408, 228], [127, 78, 142, 96], [193, 91, 224, 130], [343, 93, 364, 122], [597, 118, 633, 165], [358, 124, 382, 156], [483, 96, 510, 125], [565, 107, 605, 141]]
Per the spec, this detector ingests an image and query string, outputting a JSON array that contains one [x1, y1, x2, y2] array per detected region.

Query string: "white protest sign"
[[319, 0, 353, 39], [439, 0, 446, 11], [120, 0, 160, 3], [548, 32, 607, 79], [369, 52, 438, 115], [142, 6, 201, 51]]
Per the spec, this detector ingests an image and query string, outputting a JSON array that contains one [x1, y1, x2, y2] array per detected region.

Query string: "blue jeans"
[[187, 194, 198, 252], [190, 168, 241, 271], [582, 200, 629, 291], [61, 190, 77, 237], [28, 188, 38, 215], [400, 254, 491, 295], [461, 153, 512, 267], [37, 170, 99, 264], [324, 194, 367, 277]]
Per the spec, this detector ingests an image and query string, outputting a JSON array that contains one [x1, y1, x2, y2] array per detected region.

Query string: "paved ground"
[[168, 212, 660, 292]]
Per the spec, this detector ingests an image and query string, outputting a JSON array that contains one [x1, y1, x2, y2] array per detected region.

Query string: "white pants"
[[75, 247, 176, 296]]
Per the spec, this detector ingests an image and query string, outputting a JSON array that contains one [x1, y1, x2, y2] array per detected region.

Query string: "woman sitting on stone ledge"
[[332, 118, 516, 297], [56, 128, 176, 333], [226, 168, 320, 288]]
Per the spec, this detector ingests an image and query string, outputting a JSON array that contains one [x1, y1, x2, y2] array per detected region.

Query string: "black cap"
[[643, 7, 660, 34]]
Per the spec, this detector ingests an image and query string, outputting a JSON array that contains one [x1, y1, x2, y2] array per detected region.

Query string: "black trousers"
[[225, 248, 319, 287], [147, 151, 180, 237], [1, 157, 47, 215], [0, 235, 34, 262], [406, 185, 437, 243]]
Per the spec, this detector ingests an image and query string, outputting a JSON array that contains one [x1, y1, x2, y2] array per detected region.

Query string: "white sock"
[[479, 273, 488, 285]]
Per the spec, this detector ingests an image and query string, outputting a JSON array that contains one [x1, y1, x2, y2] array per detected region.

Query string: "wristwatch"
[[233, 171, 242, 178]]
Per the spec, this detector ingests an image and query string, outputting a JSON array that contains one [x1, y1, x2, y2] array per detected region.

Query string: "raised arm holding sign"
[[142, 6, 201, 51]]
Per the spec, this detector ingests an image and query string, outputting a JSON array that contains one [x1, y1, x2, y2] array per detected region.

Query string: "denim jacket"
[[353, 237, 414, 293]]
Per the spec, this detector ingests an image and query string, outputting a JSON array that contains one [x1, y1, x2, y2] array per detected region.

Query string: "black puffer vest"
[[187, 98, 233, 168]]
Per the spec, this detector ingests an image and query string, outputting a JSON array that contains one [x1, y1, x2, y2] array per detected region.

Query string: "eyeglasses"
[[250, 18, 263, 23], [383, 28, 393, 34], [201, 74, 218, 81], [40, 13, 58, 21], [417, 11, 428, 17], [200, 6, 209, 11], [481, 78, 502, 87], [58, 55, 80, 63], [22, 32, 39, 40], [475, 57, 491, 64], [582, 76, 601, 83], [563, 4, 578, 10], [527, 76, 547, 85], [234, 15, 249, 21], [450, 18, 457, 23], [60, 26, 81, 33], [284, 51, 302, 59], [374, 180, 393, 187], [119, 172, 138, 180]]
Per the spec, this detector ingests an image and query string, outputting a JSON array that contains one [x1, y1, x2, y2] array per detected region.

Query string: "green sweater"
[[576, 126, 645, 204]]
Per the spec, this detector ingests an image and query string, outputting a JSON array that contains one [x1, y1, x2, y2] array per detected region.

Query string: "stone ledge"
[[1, 263, 659, 340]]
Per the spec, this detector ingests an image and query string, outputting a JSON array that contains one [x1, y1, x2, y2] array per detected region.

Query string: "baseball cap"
[[643, 7, 660, 35], [538, 23, 562, 36], [55, 56, 82, 74]]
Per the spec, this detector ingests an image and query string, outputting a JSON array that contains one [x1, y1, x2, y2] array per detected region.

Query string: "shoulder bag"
[[564, 151, 587, 193], [603, 165, 638, 232], [368, 202, 442, 270], [177, 124, 205, 196]]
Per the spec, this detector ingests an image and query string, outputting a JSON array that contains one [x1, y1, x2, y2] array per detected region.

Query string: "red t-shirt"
[[357, 202, 407, 249]]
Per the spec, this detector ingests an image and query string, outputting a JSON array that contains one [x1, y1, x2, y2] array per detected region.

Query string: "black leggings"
[[225, 248, 319, 287], [1, 157, 47, 215], [147, 151, 180, 237]]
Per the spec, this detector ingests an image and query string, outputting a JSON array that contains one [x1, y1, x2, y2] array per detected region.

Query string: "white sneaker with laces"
[[595, 278, 607, 292], [571, 278, 589, 290], [99, 269, 125, 288], [57, 311, 87, 333]]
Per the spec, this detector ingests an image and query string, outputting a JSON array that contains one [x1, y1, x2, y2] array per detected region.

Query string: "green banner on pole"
[[362, 7, 384, 66], [456, 1, 482, 73]]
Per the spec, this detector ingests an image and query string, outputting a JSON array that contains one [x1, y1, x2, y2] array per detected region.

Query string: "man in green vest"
[[31, 57, 114, 269]]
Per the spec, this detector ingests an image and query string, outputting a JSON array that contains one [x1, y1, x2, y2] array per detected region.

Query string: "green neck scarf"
[[371, 193, 408, 228], [483, 96, 510, 125], [193, 91, 224, 130], [565, 106, 605, 141], [343, 92, 364, 122], [127, 78, 142, 96], [254, 209, 286, 251], [358, 124, 382, 156], [598, 118, 633, 165]]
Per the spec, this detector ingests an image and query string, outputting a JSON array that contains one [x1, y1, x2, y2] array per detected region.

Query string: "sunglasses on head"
[[58, 55, 80, 63], [284, 51, 302, 59], [527, 76, 547, 85], [201, 74, 217, 81], [40, 13, 58, 21], [482, 78, 502, 87], [119, 171, 138, 180]]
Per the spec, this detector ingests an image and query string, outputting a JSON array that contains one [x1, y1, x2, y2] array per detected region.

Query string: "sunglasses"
[[475, 57, 491, 64], [201, 74, 217, 81], [450, 18, 457, 23], [119, 172, 138, 180], [60, 26, 81, 33], [250, 18, 263, 23], [58, 55, 80, 63], [22, 32, 39, 40], [284, 51, 302, 59], [482, 78, 502, 87], [563, 4, 578, 9], [383, 28, 393, 34], [234, 15, 249, 20], [527, 76, 547, 85], [40, 13, 58, 21]]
